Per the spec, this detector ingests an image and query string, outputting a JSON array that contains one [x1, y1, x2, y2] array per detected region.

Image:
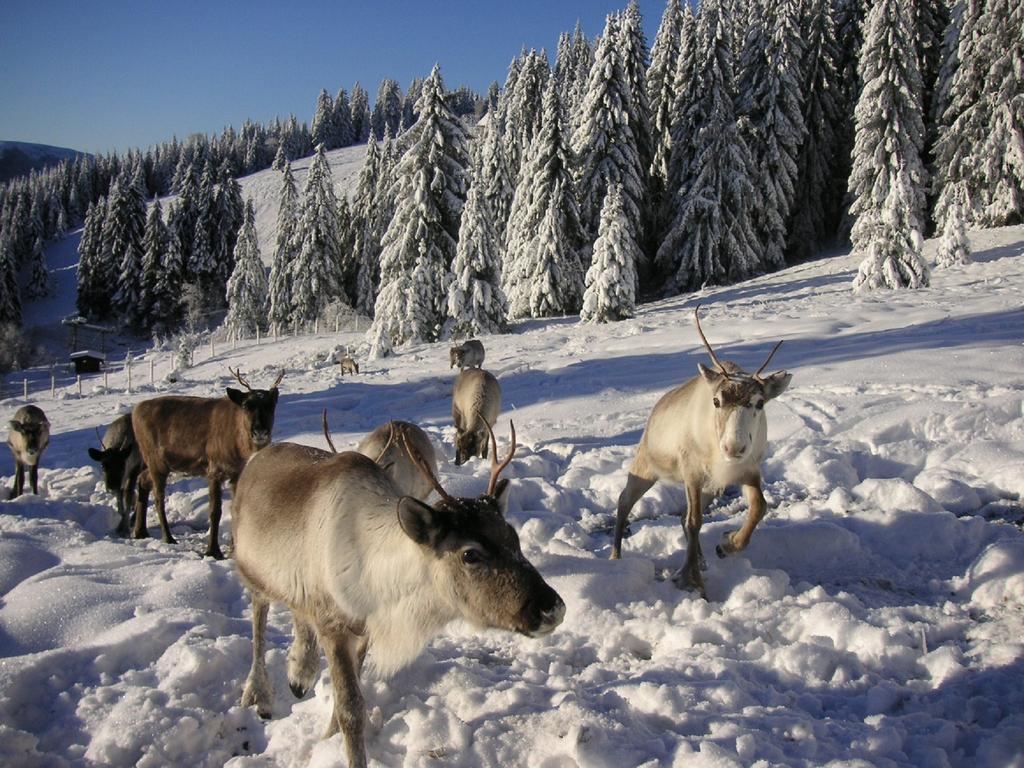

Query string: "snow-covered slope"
[[1, 225, 1023, 767]]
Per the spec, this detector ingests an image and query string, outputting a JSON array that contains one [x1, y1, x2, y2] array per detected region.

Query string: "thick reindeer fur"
[[131, 385, 278, 558], [356, 420, 437, 502], [449, 339, 485, 370], [7, 404, 50, 498], [452, 368, 501, 465], [233, 440, 564, 767]]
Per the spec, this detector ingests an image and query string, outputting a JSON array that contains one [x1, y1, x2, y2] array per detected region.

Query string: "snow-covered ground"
[[2, 219, 1023, 766]]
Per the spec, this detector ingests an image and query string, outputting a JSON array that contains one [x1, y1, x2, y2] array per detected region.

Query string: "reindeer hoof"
[[289, 681, 307, 699], [671, 569, 707, 600], [163, 534, 178, 545], [204, 546, 225, 560], [716, 530, 738, 559]]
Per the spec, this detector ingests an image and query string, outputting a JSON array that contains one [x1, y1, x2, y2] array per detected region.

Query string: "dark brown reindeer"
[[88, 413, 146, 536], [611, 307, 791, 598], [234, 421, 564, 768], [131, 367, 283, 558], [7, 405, 50, 498]]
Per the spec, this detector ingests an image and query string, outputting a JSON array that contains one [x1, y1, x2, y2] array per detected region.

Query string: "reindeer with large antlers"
[[233, 420, 563, 768], [130, 367, 283, 558], [611, 306, 792, 598]]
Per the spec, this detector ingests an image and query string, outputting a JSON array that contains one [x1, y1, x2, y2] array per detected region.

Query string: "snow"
[[2, 186, 1023, 764]]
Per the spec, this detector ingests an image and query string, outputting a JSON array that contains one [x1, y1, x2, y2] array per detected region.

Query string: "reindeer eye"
[[461, 548, 484, 565], [712, 397, 721, 408]]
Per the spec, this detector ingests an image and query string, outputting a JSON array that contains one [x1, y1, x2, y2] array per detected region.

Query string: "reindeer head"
[[454, 425, 487, 466], [88, 442, 133, 493], [397, 422, 565, 637], [227, 368, 284, 449], [449, 347, 463, 370], [9, 417, 49, 465], [694, 307, 791, 463]]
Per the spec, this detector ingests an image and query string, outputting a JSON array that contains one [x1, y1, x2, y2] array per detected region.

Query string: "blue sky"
[[1, 0, 663, 155]]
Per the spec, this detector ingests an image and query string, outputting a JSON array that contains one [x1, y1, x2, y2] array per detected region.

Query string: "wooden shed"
[[70, 350, 106, 374]]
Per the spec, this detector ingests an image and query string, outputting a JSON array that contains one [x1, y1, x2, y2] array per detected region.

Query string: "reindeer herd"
[[2, 308, 791, 766]]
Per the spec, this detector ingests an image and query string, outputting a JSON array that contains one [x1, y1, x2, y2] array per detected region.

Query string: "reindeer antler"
[[95, 426, 105, 447], [485, 420, 517, 497], [321, 409, 338, 453], [228, 366, 252, 390], [753, 340, 784, 380], [270, 369, 285, 390], [373, 421, 397, 464], [694, 306, 729, 376], [400, 424, 454, 503]]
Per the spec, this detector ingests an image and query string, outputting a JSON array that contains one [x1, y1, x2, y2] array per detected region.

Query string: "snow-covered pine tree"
[[213, 160, 245, 299], [333, 88, 355, 147], [371, 79, 403, 139], [350, 83, 372, 143], [555, 31, 574, 93], [518, 179, 580, 318], [446, 165, 508, 338], [154, 203, 186, 330], [272, 144, 287, 172], [619, 0, 654, 181], [569, 21, 593, 132], [105, 171, 147, 321], [189, 160, 220, 304], [977, 0, 1023, 226], [581, 184, 640, 323], [833, 0, 868, 238], [290, 145, 345, 326], [505, 78, 585, 316], [76, 198, 107, 318], [26, 236, 49, 299], [0, 236, 21, 326], [657, 0, 760, 292], [850, 0, 930, 291], [139, 197, 169, 329], [737, 0, 806, 271], [225, 200, 268, 337], [268, 163, 299, 332], [478, 117, 516, 242], [311, 89, 336, 150], [647, 0, 683, 231], [352, 135, 382, 316], [572, 13, 646, 253], [367, 65, 470, 355], [508, 50, 550, 180], [935, 185, 972, 267], [336, 195, 357, 306], [787, 0, 843, 262], [402, 77, 423, 131]]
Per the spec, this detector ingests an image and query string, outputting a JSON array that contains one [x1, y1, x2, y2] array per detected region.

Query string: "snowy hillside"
[[1, 225, 1023, 767]]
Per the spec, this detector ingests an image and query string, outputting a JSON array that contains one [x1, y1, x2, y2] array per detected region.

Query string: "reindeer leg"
[[240, 592, 272, 719], [29, 464, 39, 495], [152, 473, 176, 545], [287, 613, 320, 698], [13, 463, 24, 498], [319, 628, 367, 768], [611, 473, 656, 559], [204, 478, 224, 559], [717, 477, 766, 558], [133, 470, 152, 539], [673, 481, 707, 599]]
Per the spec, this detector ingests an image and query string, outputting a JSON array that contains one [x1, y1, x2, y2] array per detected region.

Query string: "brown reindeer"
[[7, 405, 50, 498], [234, 420, 564, 768], [88, 413, 146, 537], [131, 368, 283, 559]]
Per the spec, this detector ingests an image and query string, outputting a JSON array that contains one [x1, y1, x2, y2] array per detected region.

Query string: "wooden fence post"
[[23, 378, 28, 399], [77, 375, 82, 395], [126, 354, 132, 393]]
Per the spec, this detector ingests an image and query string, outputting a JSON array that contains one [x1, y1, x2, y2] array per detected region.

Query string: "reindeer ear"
[[698, 362, 724, 388], [397, 496, 443, 548], [761, 371, 792, 401], [226, 388, 245, 406], [492, 478, 511, 517], [88, 447, 105, 462]]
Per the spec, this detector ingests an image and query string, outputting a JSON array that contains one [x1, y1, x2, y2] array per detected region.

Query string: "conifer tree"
[[787, 0, 843, 262], [935, 187, 971, 267], [367, 65, 469, 355], [657, 0, 760, 291], [290, 145, 345, 325], [189, 161, 220, 303], [648, 0, 683, 222], [213, 160, 245, 297], [737, 0, 806, 271], [478, 118, 516, 241], [76, 199, 107, 318], [225, 200, 268, 337], [26, 236, 50, 299], [104, 172, 147, 320], [139, 197, 169, 329], [850, 0, 930, 291], [311, 89, 336, 149], [619, 0, 654, 179], [572, 14, 645, 249], [581, 184, 639, 323], [154, 204, 186, 330], [507, 50, 551, 179], [402, 77, 424, 130], [515, 179, 580, 318], [268, 163, 299, 331], [350, 83, 372, 142], [505, 79, 585, 316], [353, 135, 382, 316], [272, 144, 287, 172], [569, 22, 594, 132], [371, 79, 403, 139], [446, 168, 508, 338], [333, 88, 355, 147], [0, 236, 21, 326]]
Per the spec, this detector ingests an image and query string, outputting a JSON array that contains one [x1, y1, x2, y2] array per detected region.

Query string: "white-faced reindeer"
[[233, 422, 564, 768], [611, 307, 792, 598], [88, 413, 146, 536], [452, 368, 501, 465], [449, 338, 485, 370], [7, 405, 50, 498], [130, 367, 283, 558]]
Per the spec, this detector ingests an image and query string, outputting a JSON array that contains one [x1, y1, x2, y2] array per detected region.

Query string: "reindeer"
[[452, 367, 501, 465], [338, 355, 359, 375], [449, 338, 485, 370], [611, 307, 792, 598], [356, 420, 438, 502], [131, 368, 283, 558], [233, 422, 564, 768], [7, 405, 50, 498], [88, 413, 146, 536]]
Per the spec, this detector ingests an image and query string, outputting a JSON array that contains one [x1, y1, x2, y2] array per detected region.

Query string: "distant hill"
[[0, 141, 88, 183]]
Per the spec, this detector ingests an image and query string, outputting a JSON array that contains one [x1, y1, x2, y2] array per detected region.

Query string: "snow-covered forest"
[[1, 0, 1023, 765]]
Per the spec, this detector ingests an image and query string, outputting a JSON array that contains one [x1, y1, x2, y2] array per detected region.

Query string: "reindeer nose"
[[722, 441, 746, 460]]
